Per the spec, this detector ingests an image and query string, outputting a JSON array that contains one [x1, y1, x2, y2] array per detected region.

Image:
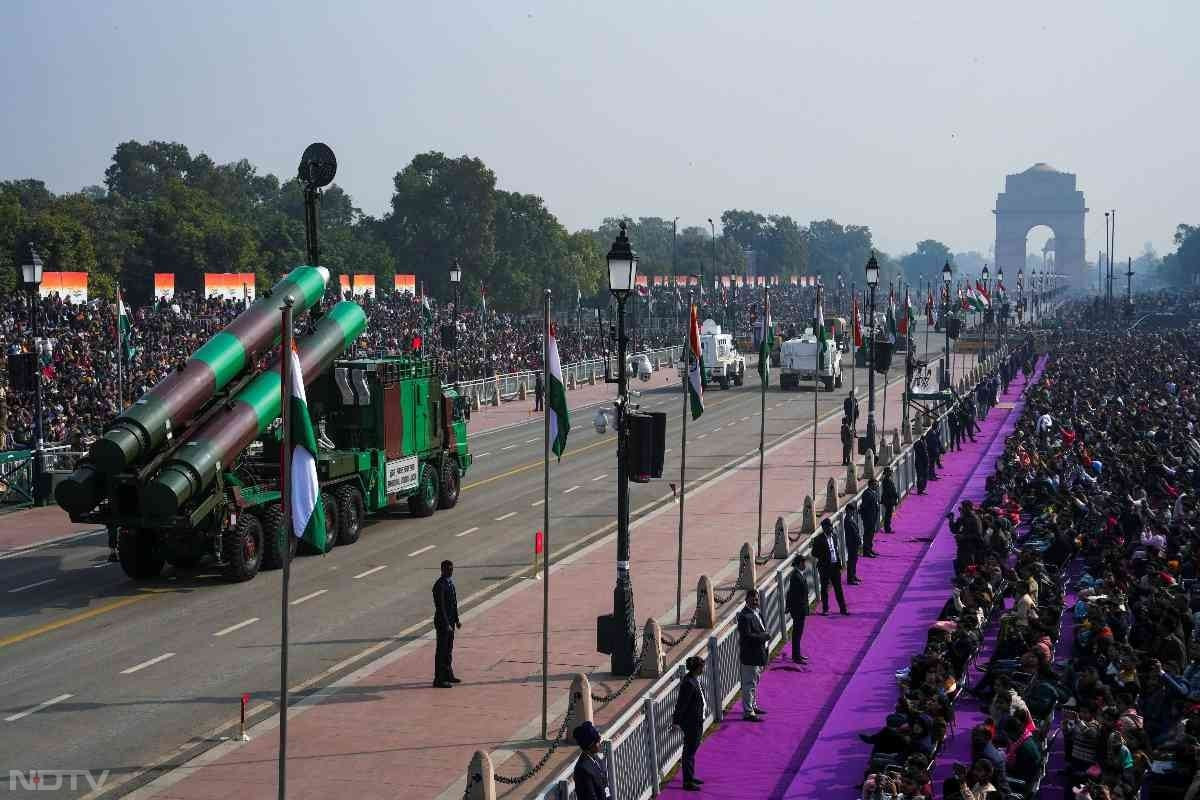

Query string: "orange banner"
[[634, 275, 648, 288], [352, 274, 376, 298], [338, 275, 351, 297], [394, 274, 416, 294], [39, 272, 89, 302], [153, 273, 175, 300], [204, 273, 256, 302]]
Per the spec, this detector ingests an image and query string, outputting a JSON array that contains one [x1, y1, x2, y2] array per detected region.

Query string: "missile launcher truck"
[[55, 265, 472, 583]]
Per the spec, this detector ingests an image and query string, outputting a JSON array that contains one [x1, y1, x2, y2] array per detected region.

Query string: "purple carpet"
[[659, 367, 1041, 800]]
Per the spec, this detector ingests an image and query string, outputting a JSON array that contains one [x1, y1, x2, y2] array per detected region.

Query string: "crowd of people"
[[0, 287, 681, 451]]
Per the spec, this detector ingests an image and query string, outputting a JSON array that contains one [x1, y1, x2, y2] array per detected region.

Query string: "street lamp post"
[[600, 221, 638, 676], [980, 264, 990, 361], [1017, 267, 1024, 327], [995, 266, 1005, 349], [707, 218, 716, 293], [865, 253, 879, 453], [449, 259, 462, 385], [21, 245, 45, 506], [941, 261, 952, 391]]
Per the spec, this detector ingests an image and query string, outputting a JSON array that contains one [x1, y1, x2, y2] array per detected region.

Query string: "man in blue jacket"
[[672, 656, 708, 790], [737, 589, 771, 721]]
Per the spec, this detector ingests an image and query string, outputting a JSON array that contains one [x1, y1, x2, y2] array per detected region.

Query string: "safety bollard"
[[736, 543, 756, 589], [465, 751, 496, 800], [472, 390, 482, 412], [639, 619, 666, 678], [492, 378, 501, 407], [800, 496, 816, 534], [880, 439, 893, 465], [239, 693, 250, 741], [589, 370, 596, 385], [825, 478, 838, 513], [519, 382, 527, 400], [566, 673, 594, 732], [864, 449, 876, 480], [532, 530, 544, 579], [845, 461, 859, 494], [696, 575, 716, 627], [772, 516, 789, 559], [891, 428, 901, 455], [901, 417, 912, 444]]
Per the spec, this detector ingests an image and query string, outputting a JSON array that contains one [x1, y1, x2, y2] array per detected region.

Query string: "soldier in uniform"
[[572, 722, 610, 800], [432, 560, 461, 688]]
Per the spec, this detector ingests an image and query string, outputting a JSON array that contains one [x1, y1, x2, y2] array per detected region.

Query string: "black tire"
[[734, 366, 745, 387], [824, 376, 834, 392], [835, 373, 843, 389], [408, 462, 439, 517], [337, 485, 366, 546], [439, 459, 460, 509], [259, 503, 297, 570], [118, 528, 164, 580], [223, 514, 263, 582], [719, 375, 730, 390], [166, 554, 202, 570], [317, 491, 340, 551]]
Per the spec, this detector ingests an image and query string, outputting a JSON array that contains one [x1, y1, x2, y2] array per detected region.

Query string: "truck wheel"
[[408, 463, 440, 517], [734, 367, 744, 387], [337, 485, 365, 546], [318, 491, 340, 551], [259, 503, 297, 570], [835, 374, 843, 389], [223, 515, 263, 582], [719, 375, 730, 390], [166, 554, 202, 570], [118, 528, 164, 580], [439, 459, 460, 509], [824, 376, 834, 392]]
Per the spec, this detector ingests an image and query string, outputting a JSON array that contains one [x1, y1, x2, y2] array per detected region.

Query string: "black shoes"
[[448, 676, 463, 684], [683, 782, 701, 791], [433, 681, 453, 688]]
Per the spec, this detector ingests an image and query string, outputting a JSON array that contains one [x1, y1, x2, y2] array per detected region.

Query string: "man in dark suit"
[[534, 371, 544, 411], [785, 557, 810, 663], [672, 656, 708, 790], [925, 427, 942, 480], [737, 589, 770, 721], [812, 518, 848, 615], [845, 505, 863, 585], [840, 416, 854, 466], [572, 721, 609, 800], [843, 391, 860, 427], [914, 437, 929, 495], [432, 560, 461, 687], [880, 466, 899, 537], [859, 479, 880, 563]]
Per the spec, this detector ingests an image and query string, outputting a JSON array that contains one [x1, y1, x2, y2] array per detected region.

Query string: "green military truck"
[[57, 267, 472, 583]]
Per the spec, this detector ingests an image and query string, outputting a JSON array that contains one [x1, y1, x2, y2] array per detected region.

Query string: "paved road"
[[0, 328, 959, 798]]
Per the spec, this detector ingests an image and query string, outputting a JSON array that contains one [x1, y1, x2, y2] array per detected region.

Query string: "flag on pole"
[[925, 288, 935, 325], [898, 288, 912, 336], [546, 323, 570, 459], [885, 287, 898, 344], [757, 292, 772, 385], [975, 280, 991, 308], [288, 347, 327, 552], [852, 293, 863, 348], [117, 291, 134, 364], [815, 288, 828, 371], [686, 304, 705, 420], [481, 284, 488, 316]]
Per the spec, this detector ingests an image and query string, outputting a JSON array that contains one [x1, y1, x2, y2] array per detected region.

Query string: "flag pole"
[[812, 285, 819, 501], [676, 290, 692, 625], [116, 293, 124, 413], [850, 284, 857, 436], [277, 297, 294, 800], [755, 286, 768, 558], [541, 288, 551, 741]]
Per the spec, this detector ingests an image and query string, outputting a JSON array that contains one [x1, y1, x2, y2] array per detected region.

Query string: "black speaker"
[[626, 410, 666, 482], [7, 353, 35, 392], [872, 340, 893, 373], [947, 318, 962, 339]]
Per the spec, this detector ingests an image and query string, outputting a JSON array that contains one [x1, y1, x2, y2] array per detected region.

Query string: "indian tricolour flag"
[[757, 293, 772, 385], [546, 323, 570, 459], [815, 288, 829, 372], [117, 291, 133, 364], [687, 304, 705, 420], [288, 348, 327, 552]]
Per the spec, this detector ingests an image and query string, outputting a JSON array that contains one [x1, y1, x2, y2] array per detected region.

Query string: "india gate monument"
[[994, 162, 1087, 284]]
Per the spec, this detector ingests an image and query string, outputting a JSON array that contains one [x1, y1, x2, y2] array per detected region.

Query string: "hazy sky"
[[2, 1, 1196, 261]]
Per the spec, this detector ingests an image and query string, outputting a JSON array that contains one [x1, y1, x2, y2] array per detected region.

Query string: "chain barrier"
[[754, 554, 772, 565], [787, 529, 805, 543], [713, 586, 738, 605], [658, 606, 699, 649], [493, 691, 579, 787], [590, 646, 648, 706]]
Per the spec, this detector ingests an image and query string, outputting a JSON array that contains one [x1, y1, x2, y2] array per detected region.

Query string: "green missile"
[[141, 301, 365, 520], [57, 266, 329, 514]]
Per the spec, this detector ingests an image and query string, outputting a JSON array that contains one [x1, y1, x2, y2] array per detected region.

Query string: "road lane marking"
[[495, 511, 517, 522], [353, 566, 388, 579], [475, 452, 491, 457], [121, 652, 176, 675], [5, 693, 73, 722], [591, 474, 608, 481], [665, 448, 672, 454], [697, 434, 707, 439], [712, 427, 722, 433], [92, 561, 115, 568], [531, 500, 545, 507], [525, 437, 539, 443], [213, 618, 259, 637], [741, 416, 749, 421], [501, 444, 518, 450], [0, 591, 162, 650], [563, 485, 580, 494], [407, 545, 437, 558], [7, 578, 56, 593], [290, 589, 328, 606], [455, 526, 481, 537]]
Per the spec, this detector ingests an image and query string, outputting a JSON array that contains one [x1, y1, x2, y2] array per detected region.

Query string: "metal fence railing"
[[456, 346, 683, 408], [529, 349, 1008, 800]]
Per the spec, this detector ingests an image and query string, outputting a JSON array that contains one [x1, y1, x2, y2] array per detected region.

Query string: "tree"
[[759, 215, 806, 277], [1162, 224, 1200, 286], [104, 140, 195, 199], [899, 239, 953, 285], [807, 219, 874, 284], [490, 190, 567, 311], [720, 210, 765, 251]]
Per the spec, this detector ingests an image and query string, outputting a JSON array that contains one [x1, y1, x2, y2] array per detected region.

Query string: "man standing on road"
[[432, 559, 462, 688], [534, 370, 544, 412], [672, 655, 708, 790], [840, 416, 854, 466], [813, 518, 849, 615], [860, 478, 881, 560], [844, 391, 859, 428], [785, 556, 810, 663], [737, 589, 770, 721], [881, 465, 899, 536]]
